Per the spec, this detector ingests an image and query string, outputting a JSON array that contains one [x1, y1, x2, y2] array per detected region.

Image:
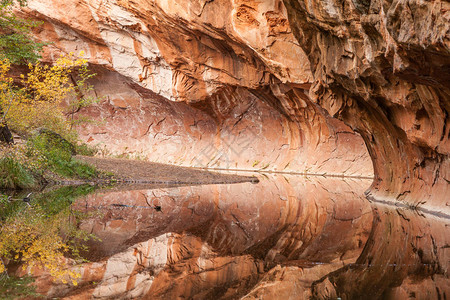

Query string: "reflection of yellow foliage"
[[0, 259, 5, 274], [0, 206, 81, 283], [0, 52, 92, 137]]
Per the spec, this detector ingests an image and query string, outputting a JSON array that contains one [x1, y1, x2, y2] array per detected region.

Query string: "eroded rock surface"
[[283, 0, 450, 209], [16, 0, 374, 179], [5, 0, 450, 297], [18, 0, 449, 210]]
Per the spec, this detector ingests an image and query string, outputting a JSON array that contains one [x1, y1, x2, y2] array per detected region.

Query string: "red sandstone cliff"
[[283, 0, 449, 210], [17, 0, 448, 211], [9, 1, 449, 297], [16, 0, 448, 217], [17, 0, 374, 179]]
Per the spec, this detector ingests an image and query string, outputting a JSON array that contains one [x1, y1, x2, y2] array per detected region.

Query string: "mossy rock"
[[35, 128, 76, 155]]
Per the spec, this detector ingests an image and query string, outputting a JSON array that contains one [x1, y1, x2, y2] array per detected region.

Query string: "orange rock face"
[[17, 0, 449, 211], [11, 2, 449, 295], [6, 0, 449, 297], [18, 0, 375, 179], [283, 0, 450, 210]]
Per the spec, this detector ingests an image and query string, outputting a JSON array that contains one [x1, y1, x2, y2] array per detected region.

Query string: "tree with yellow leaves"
[[0, 185, 101, 294], [0, 0, 44, 143], [0, 1, 99, 295], [0, 52, 95, 142]]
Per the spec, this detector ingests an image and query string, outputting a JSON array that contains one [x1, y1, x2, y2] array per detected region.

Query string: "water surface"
[[32, 175, 450, 299]]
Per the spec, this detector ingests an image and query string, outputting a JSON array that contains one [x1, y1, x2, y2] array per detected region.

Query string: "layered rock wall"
[[283, 0, 450, 209], [17, 0, 450, 209], [18, 0, 373, 177], [72, 66, 372, 176]]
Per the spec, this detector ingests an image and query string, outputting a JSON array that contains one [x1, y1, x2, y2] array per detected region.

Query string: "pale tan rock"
[[17, 0, 449, 212], [15, 0, 374, 179]]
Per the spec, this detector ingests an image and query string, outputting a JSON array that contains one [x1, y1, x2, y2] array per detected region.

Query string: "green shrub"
[[33, 185, 97, 216], [28, 133, 97, 179], [51, 158, 97, 179], [75, 142, 98, 156], [0, 275, 41, 300], [0, 156, 35, 189]]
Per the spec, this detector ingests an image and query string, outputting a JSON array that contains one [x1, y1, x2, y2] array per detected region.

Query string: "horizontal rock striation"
[[17, 0, 448, 207], [19, 0, 449, 210], [17, 0, 373, 178]]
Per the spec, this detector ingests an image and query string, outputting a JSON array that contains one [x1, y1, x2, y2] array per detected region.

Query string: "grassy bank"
[[0, 131, 100, 190]]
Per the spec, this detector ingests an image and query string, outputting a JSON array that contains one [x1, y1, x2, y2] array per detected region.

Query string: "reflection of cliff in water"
[[35, 175, 448, 299], [312, 206, 449, 300]]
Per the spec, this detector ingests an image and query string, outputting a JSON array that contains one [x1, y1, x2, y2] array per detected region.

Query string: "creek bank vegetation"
[[0, 185, 101, 298], [0, 52, 105, 190], [0, 0, 104, 296], [0, 0, 106, 189]]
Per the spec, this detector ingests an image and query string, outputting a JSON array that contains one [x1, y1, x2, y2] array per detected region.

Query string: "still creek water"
[[4, 174, 450, 299]]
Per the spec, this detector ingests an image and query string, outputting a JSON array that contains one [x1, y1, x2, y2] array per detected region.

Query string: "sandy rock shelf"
[[76, 155, 259, 185]]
